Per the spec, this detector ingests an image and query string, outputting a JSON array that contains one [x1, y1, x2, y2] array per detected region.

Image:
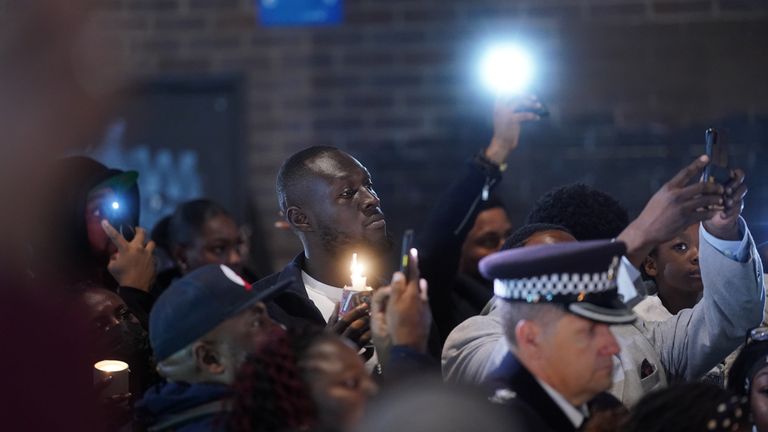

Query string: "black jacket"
[[486, 353, 578, 432], [138, 381, 232, 432], [251, 253, 326, 328], [417, 156, 502, 342], [486, 352, 622, 432]]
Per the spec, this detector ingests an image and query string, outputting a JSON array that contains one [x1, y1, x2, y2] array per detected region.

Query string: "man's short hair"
[[525, 183, 629, 240], [276, 146, 339, 212], [500, 301, 566, 347]]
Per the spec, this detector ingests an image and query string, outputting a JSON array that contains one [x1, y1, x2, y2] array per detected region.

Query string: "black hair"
[[728, 338, 768, 401], [622, 382, 749, 432], [501, 223, 573, 251], [168, 199, 233, 248], [151, 215, 173, 254], [276, 146, 339, 212], [478, 193, 508, 213], [525, 183, 629, 241]]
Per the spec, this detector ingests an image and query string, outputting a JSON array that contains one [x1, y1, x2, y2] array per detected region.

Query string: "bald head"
[[277, 146, 367, 212], [275, 146, 388, 259]]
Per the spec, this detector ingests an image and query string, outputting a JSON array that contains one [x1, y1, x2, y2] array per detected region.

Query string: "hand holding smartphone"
[[702, 128, 731, 186], [399, 229, 417, 282]]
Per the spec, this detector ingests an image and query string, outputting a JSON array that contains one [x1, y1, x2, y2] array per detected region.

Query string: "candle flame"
[[350, 253, 364, 277], [94, 360, 129, 372]]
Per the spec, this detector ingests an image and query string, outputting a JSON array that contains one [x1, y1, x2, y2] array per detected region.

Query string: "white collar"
[[301, 271, 343, 299], [534, 377, 589, 429]]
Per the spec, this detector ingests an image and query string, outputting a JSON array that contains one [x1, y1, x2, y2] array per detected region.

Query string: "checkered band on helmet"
[[493, 272, 613, 302]]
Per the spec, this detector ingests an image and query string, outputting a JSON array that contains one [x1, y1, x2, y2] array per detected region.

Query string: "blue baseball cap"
[[480, 240, 635, 325], [150, 264, 292, 361]]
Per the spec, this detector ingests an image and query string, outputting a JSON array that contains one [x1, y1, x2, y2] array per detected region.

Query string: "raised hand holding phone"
[[101, 220, 156, 291], [702, 128, 731, 186]]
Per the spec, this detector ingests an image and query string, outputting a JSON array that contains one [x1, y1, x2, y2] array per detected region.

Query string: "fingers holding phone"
[[102, 220, 157, 291]]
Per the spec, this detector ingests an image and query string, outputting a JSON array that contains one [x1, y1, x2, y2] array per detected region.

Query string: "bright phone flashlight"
[[111, 201, 120, 210], [479, 43, 534, 96]]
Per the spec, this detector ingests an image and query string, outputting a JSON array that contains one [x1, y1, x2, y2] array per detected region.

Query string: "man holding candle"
[[252, 146, 394, 349]]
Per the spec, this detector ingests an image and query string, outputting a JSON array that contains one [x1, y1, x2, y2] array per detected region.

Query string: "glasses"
[[745, 326, 768, 345]]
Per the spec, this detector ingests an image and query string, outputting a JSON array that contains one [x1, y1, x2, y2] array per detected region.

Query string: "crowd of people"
[[2, 3, 767, 432], [21, 94, 765, 432]]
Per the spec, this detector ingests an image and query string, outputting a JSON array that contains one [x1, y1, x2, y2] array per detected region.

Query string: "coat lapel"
[[490, 353, 579, 432], [272, 254, 326, 325]]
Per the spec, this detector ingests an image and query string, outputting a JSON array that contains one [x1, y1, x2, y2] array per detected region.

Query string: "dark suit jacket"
[[486, 353, 586, 432], [250, 253, 326, 328]]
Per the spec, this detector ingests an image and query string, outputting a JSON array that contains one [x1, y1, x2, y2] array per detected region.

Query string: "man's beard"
[[316, 222, 393, 259]]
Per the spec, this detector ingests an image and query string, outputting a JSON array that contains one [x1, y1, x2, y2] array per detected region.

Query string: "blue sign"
[[258, 0, 343, 27]]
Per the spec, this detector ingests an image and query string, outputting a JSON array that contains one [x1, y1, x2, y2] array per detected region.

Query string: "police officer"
[[483, 240, 635, 432]]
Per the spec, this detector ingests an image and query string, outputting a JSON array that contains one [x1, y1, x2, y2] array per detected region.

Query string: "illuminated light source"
[[479, 43, 534, 95], [94, 360, 128, 372], [111, 201, 120, 210], [349, 253, 367, 291], [340, 253, 373, 318], [93, 360, 130, 398]]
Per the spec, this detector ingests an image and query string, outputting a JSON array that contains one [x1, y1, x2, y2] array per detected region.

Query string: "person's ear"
[[514, 320, 543, 358], [172, 245, 189, 272], [643, 256, 658, 277], [286, 206, 312, 232], [193, 342, 226, 375]]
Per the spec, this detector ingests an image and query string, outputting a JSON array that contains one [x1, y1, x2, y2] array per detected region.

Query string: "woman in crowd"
[[169, 199, 252, 278], [728, 328, 768, 432], [228, 326, 377, 432]]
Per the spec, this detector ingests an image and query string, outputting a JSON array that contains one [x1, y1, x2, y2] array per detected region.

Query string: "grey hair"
[[500, 301, 567, 347]]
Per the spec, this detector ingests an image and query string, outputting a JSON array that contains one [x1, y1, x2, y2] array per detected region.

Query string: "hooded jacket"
[[138, 381, 233, 432], [37, 156, 140, 288]]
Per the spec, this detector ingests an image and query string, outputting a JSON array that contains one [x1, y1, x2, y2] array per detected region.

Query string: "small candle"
[[94, 360, 130, 397], [350, 253, 367, 291]]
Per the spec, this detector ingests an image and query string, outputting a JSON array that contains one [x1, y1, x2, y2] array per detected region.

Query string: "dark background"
[[79, 0, 768, 273]]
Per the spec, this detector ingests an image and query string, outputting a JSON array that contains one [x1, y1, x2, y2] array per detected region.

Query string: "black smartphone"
[[702, 128, 730, 185], [103, 197, 135, 242], [400, 229, 415, 280], [515, 101, 550, 117]]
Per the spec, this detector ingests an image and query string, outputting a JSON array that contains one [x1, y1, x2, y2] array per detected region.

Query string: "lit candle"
[[94, 360, 130, 397], [350, 253, 367, 291]]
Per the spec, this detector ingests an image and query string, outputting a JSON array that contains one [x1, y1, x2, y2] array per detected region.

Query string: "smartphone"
[[515, 101, 550, 117], [702, 128, 730, 185], [400, 229, 415, 280], [103, 197, 135, 242]]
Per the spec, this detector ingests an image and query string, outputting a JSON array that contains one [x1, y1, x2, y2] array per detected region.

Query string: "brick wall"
[[74, 0, 768, 269]]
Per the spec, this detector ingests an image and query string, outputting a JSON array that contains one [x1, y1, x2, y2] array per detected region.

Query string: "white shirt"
[[534, 377, 589, 429], [302, 271, 380, 372], [633, 295, 673, 322], [301, 271, 343, 323]]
